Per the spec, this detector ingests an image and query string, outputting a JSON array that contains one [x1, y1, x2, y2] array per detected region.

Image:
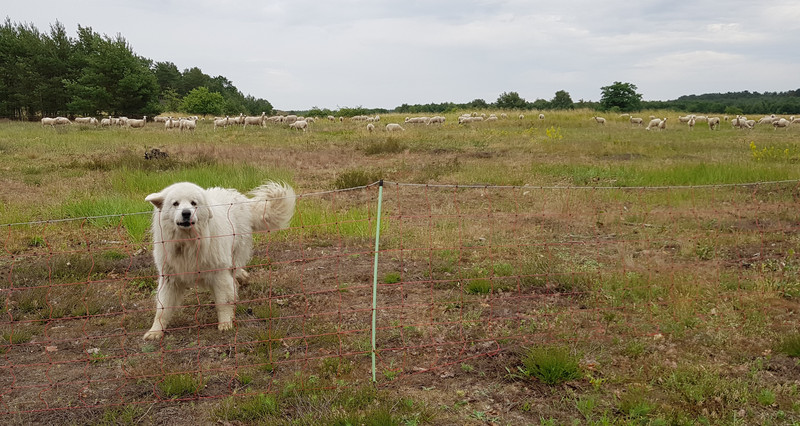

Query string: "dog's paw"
[[218, 321, 234, 331], [143, 330, 164, 340]]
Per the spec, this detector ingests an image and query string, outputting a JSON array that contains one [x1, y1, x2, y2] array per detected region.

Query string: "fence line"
[[2, 180, 799, 421]]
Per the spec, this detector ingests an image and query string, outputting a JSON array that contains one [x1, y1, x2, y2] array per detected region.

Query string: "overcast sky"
[[6, 1, 800, 111]]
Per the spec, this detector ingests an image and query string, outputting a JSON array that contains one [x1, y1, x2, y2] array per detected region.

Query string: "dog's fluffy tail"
[[249, 181, 296, 232]]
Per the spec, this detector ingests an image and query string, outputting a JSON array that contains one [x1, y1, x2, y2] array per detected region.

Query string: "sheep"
[[404, 116, 430, 124], [500, 113, 508, 119], [629, 117, 644, 127], [708, 117, 721, 130], [283, 115, 298, 124], [243, 112, 266, 128], [757, 114, 777, 124], [678, 114, 692, 123], [486, 116, 498, 122], [41, 117, 56, 127], [773, 118, 791, 129], [385, 123, 405, 132], [74, 117, 98, 126], [687, 116, 695, 130], [127, 116, 147, 128], [100, 116, 112, 127], [52, 117, 71, 126], [518, 114, 525, 120], [731, 115, 752, 129], [289, 120, 308, 131], [153, 116, 170, 123], [792, 117, 800, 125], [327, 115, 335, 122], [658, 117, 668, 130], [593, 116, 606, 125], [214, 116, 230, 130], [366, 123, 375, 132], [459, 116, 484, 124], [165, 117, 179, 130], [427, 116, 446, 125], [538, 113, 545, 120], [116, 117, 128, 126], [180, 118, 196, 131], [645, 118, 663, 131]]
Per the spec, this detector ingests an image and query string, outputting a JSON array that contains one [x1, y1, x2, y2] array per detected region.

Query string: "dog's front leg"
[[143, 276, 186, 340], [212, 272, 238, 331]]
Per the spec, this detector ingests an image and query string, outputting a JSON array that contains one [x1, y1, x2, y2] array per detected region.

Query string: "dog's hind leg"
[[143, 277, 187, 340], [212, 272, 238, 331]]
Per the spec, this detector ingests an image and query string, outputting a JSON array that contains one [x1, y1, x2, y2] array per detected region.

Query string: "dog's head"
[[145, 182, 213, 231]]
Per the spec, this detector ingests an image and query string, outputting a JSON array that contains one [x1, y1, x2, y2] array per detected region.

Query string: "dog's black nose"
[[181, 209, 192, 219]]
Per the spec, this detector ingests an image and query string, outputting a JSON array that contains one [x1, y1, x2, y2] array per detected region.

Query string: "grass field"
[[1, 110, 800, 425]]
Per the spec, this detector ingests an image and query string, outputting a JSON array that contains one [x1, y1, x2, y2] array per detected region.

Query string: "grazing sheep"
[[518, 114, 525, 120], [289, 120, 308, 131], [773, 118, 791, 129], [74, 117, 98, 126], [243, 112, 266, 128], [731, 115, 751, 129], [757, 114, 777, 124], [486, 116, 498, 122], [500, 113, 508, 119], [116, 117, 128, 126], [645, 118, 662, 131], [593, 116, 606, 125], [283, 115, 298, 125], [708, 117, 721, 130], [153, 116, 169, 123], [100, 116, 112, 127], [658, 118, 668, 130], [538, 113, 545, 120], [327, 115, 335, 121], [41, 117, 56, 127], [50, 117, 71, 126], [214, 116, 229, 130], [791, 117, 800, 124], [404, 116, 430, 124], [427, 116, 446, 125], [165, 117, 179, 130], [180, 118, 196, 131], [629, 117, 644, 127], [127, 116, 147, 129], [366, 123, 375, 132], [385, 123, 405, 132], [678, 115, 692, 123]]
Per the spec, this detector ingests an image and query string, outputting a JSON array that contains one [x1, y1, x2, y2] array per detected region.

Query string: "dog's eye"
[[172, 201, 179, 207], [191, 201, 197, 206]]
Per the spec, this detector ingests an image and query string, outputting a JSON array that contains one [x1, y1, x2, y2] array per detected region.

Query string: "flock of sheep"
[[40, 111, 800, 134], [590, 113, 800, 131]]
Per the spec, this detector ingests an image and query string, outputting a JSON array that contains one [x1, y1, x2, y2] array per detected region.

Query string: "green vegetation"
[[520, 345, 582, 385]]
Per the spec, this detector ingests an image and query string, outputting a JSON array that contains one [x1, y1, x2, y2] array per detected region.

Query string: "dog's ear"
[[145, 192, 165, 210], [201, 193, 213, 219]]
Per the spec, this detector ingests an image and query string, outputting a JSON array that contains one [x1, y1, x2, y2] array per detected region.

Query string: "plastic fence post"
[[371, 180, 384, 383]]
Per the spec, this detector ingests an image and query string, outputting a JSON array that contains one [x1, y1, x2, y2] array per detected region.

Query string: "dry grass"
[[2, 110, 800, 424]]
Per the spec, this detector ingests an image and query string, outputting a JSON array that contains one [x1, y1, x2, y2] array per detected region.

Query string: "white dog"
[[143, 181, 296, 340]]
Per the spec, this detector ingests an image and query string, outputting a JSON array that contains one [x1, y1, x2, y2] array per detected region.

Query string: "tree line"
[[0, 19, 272, 120], [388, 83, 800, 116]]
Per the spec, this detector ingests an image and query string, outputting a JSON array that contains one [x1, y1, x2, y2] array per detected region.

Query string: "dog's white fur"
[[143, 181, 295, 340]]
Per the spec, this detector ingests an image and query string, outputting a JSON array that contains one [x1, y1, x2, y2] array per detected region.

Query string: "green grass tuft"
[[520, 345, 582, 385]]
